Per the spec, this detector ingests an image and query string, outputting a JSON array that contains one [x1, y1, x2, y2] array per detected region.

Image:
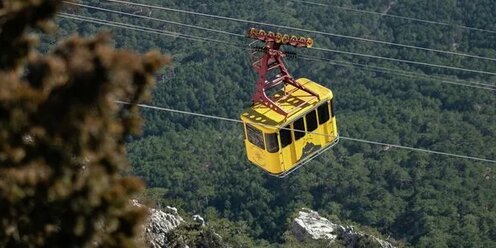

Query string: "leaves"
[[0, 0, 168, 247]]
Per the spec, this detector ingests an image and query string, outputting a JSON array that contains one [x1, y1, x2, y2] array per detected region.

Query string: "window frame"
[[317, 101, 331, 125], [293, 117, 306, 141], [265, 133, 279, 153], [279, 125, 292, 148], [330, 98, 335, 117], [305, 110, 318, 132], [245, 123, 265, 150]]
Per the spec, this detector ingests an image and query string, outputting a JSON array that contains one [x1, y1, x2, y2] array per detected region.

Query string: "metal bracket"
[[250, 38, 319, 116]]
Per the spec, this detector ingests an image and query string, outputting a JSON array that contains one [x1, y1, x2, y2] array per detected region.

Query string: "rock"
[[293, 208, 341, 241], [164, 206, 179, 216], [132, 201, 222, 248], [132, 200, 184, 248], [193, 214, 205, 226], [293, 208, 395, 248]]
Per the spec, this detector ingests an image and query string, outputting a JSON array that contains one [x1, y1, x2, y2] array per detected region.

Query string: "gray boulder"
[[293, 208, 395, 248]]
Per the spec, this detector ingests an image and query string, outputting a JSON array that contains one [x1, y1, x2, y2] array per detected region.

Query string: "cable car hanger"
[[247, 27, 319, 117]]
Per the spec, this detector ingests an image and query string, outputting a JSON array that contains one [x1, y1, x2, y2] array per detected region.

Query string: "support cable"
[[64, 2, 244, 38], [116, 101, 496, 164], [289, 0, 496, 34], [58, 13, 496, 91], [59, 13, 238, 47], [309, 47, 496, 77], [100, 0, 496, 62], [68, 1, 496, 77], [300, 55, 496, 90]]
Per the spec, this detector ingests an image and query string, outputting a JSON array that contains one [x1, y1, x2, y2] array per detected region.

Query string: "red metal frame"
[[251, 40, 319, 116]]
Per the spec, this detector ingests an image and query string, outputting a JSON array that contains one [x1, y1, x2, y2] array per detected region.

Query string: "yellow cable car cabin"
[[242, 28, 339, 177], [240, 78, 339, 177]]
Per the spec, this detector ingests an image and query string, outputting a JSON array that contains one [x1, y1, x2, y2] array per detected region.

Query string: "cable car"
[[240, 28, 339, 177]]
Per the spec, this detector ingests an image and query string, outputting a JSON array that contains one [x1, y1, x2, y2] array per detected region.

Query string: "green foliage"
[[0, 1, 167, 246], [165, 221, 225, 248], [355, 235, 382, 248], [204, 207, 273, 248], [52, 0, 496, 246]]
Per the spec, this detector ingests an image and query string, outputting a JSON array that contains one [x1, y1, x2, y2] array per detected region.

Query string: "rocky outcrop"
[[133, 201, 224, 248], [133, 200, 184, 248], [293, 208, 395, 248], [192, 214, 205, 226], [293, 208, 340, 241]]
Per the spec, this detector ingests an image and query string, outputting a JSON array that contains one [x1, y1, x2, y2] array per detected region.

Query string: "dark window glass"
[[318, 102, 330, 124], [265, 133, 279, 153], [331, 99, 335, 117], [280, 126, 292, 148], [305, 110, 318, 132], [293, 117, 305, 140], [246, 124, 265, 149]]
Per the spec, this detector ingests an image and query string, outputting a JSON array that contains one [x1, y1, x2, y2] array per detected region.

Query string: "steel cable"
[[58, 13, 496, 91], [100, 0, 496, 62], [66, 1, 496, 77], [289, 0, 496, 34], [116, 101, 496, 164]]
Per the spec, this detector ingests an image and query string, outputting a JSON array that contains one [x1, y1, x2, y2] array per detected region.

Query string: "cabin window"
[[305, 110, 318, 132], [246, 124, 265, 149], [293, 117, 305, 140], [330, 99, 335, 117], [265, 133, 279, 153], [280, 125, 292, 148], [318, 102, 330, 124]]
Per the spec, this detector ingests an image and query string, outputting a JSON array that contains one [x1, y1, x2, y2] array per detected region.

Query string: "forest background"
[[46, 0, 496, 247]]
